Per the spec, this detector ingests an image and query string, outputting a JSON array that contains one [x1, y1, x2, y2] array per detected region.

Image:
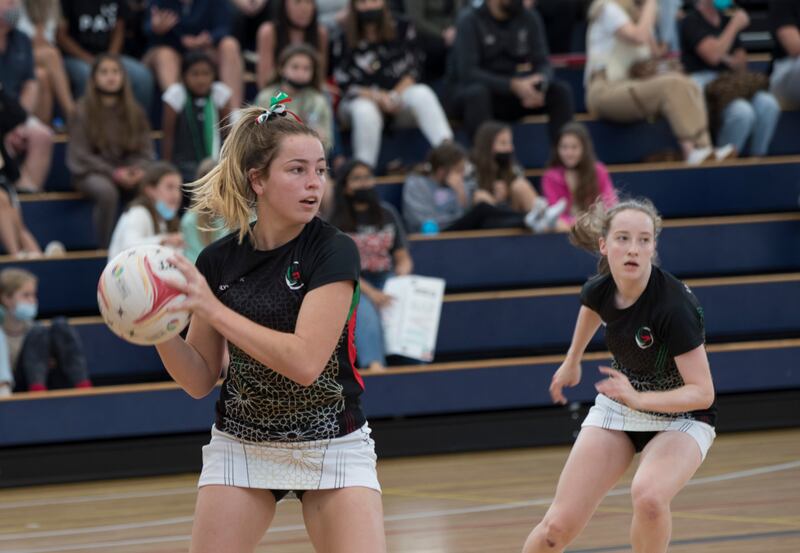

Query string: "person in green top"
[[180, 158, 228, 263]]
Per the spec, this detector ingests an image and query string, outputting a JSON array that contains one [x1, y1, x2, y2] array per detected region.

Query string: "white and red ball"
[[97, 245, 190, 345]]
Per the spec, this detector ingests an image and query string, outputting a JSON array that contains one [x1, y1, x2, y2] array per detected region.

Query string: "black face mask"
[[357, 8, 383, 24], [285, 77, 312, 90], [351, 188, 378, 204], [494, 152, 513, 168]]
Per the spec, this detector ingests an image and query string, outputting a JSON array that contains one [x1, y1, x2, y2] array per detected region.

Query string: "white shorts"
[[198, 423, 381, 497], [582, 394, 716, 460]]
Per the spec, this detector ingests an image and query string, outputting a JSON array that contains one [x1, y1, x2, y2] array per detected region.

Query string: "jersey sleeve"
[[580, 274, 607, 314], [660, 292, 706, 357], [306, 232, 361, 292]]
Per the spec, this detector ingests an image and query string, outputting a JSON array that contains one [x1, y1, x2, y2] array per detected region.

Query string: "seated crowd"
[[0, 0, 798, 381]]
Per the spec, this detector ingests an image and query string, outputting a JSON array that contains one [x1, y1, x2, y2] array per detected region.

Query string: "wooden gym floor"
[[1, 428, 798, 553]]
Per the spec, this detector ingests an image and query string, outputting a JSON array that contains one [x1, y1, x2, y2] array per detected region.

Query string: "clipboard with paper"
[[380, 275, 446, 362]]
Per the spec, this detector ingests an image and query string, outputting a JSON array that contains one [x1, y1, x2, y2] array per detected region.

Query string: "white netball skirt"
[[582, 393, 716, 460], [198, 423, 381, 496]]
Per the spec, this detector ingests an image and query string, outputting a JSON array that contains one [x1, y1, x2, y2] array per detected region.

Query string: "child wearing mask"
[[256, 44, 334, 149], [0, 268, 91, 392], [108, 161, 185, 260], [161, 51, 233, 183]]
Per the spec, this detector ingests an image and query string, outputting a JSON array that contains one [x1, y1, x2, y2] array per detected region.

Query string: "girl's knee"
[[631, 485, 670, 521]]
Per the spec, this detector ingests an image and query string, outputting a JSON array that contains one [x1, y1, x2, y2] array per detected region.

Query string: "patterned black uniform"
[[196, 218, 366, 443], [581, 265, 717, 426]]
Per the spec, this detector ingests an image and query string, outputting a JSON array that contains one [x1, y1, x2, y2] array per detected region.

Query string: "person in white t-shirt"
[[108, 161, 184, 259], [584, 0, 734, 165]]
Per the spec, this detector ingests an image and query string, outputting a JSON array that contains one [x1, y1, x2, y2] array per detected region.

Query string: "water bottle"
[[421, 219, 440, 235]]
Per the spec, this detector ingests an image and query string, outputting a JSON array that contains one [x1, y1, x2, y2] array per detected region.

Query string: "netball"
[[97, 245, 189, 346]]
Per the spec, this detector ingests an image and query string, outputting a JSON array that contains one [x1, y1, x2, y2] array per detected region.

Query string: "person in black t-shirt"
[[769, 0, 800, 107], [330, 160, 413, 371], [680, 1, 781, 157], [522, 199, 716, 553], [156, 96, 386, 553]]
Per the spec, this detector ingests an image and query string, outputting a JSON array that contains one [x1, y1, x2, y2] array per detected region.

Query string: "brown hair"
[[189, 105, 321, 243], [0, 268, 37, 300], [472, 121, 516, 193], [427, 142, 468, 175], [343, 0, 397, 49], [82, 54, 151, 154], [130, 161, 182, 233], [548, 123, 601, 213], [274, 43, 324, 91], [570, 198, 662, 275], [22, 0, 59, 25]]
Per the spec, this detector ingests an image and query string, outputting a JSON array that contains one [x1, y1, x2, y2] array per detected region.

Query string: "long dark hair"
[[130, 161, 182, 233], [275, 0, 320, 57], [83, 54, 150, 153], [472, 121, 517, 193], [330, 160, 385, 232], [548, 122, 601, 213], [344, 0, 397, 48]]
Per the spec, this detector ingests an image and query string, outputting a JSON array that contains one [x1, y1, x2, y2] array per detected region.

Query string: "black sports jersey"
[[581, 265, 716, 426], [196, 217, 366, 442]]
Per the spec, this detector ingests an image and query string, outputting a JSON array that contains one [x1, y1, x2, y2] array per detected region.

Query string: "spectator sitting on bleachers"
[[542, 122, 618, 228], [256, 44, 333, 148], [769, 0, 800, 108], [403, 141, 566, 233], [56, 0, 155, 113], [180, 158, 226, 263], [162, 51, 232, 183], [403, 0, 467, 81], [228, 0, 272, 61], [0, 268, 91, 392], [143, 0, 244, 110], [528, 0, 586, 55], [0, 328, 12, 396], [0, 0, 54, 193], [332, 0, 453, 169], [18, 0, 76, 125], [446, 0, 575, 145], [330, 160, 413, 371], [0, 88, 45, 258], [255, 0, 328, 90], [469, 121, 564, 231], [67, 54, 154, 248], [108, 161, 184, 260], [584, 0, 734, 165], [681, 0, 780, 157]]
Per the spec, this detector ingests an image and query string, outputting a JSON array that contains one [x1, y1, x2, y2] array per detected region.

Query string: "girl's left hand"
[[595, 366, 639, 409], [165, 255, 220, 320]]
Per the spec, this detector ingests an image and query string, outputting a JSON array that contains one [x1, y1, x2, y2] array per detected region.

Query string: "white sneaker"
[[526, 198, 567, 233], [686, 146, 713, 166], [524, 197, 548, 230], [44, 241, 66, 257], [714, 144, 737, 161]]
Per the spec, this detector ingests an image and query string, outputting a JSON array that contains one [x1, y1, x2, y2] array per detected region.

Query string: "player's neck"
[[252, 218, 304, 251], [613, 265, 652, 309]]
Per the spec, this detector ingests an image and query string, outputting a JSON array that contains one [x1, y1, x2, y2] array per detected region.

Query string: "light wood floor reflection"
[[1, 428, 798, 552]]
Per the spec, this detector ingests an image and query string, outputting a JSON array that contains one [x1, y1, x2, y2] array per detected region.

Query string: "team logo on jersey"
[[285, 261, 304, 290], [635, 326, 654, 349]]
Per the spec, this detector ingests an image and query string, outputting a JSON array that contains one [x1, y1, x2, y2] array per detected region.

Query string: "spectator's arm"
[[65, 110, 117, 178], [55, 21, 93, 62], [108, 18, 125, 55], [115, 207, 166, 252], [541, 169, 573, 224], [614, 0, 657, 45], [454, 12, 513, 94], [694, 11, 749, 66], [161, 104, 177, 161], [393, 248, 413, 276], [776, 24, 800, 57], [19, 80, 38, 114], [318, 25, 329, 79], [528, 9, 553, 81]]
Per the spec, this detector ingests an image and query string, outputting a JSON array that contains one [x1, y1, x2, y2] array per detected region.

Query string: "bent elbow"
[[702, 389, 716, 410], [292, 364, 325, 388]]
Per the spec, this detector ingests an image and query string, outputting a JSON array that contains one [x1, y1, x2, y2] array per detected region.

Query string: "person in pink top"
[[542, 122, 618, 227]]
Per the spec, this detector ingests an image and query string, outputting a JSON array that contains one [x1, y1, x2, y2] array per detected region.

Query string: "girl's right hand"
[[549, 359, 581, 405]]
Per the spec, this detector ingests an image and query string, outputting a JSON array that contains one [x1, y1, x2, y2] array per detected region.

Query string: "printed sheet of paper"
[[380, 275, 446, 362]]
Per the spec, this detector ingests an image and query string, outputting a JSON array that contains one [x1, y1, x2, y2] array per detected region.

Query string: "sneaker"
[[526, 198, 567, 233], [44, 241, 66, 257], [714, 144, 737, 161], [524, 197, 548, 230], [685, 146, 713, 166]]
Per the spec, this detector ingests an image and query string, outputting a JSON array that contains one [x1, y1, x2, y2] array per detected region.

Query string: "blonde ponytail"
[[188, 105, 320, 244]]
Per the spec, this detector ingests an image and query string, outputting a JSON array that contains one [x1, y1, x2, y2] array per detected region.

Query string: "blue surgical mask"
[[14, 301, 38, 322], [155, 200, 177, 221], [713, 0, 733, 10]]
